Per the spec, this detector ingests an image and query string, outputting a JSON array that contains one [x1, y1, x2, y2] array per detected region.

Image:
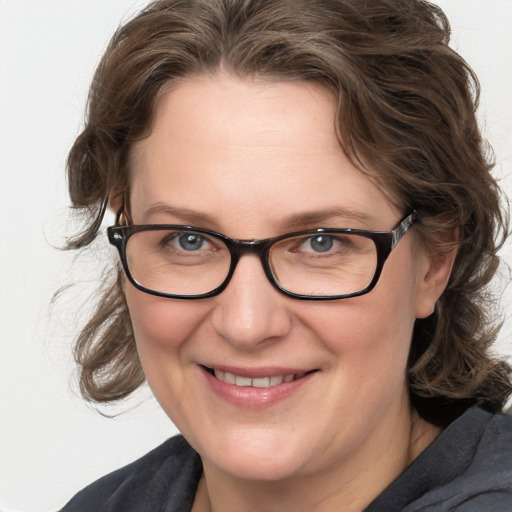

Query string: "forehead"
[[141, 74, 342, 161], [129, 74, 398, 235]]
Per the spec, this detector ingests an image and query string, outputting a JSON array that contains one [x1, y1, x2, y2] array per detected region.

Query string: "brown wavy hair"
[[65, 0, 511, 426]]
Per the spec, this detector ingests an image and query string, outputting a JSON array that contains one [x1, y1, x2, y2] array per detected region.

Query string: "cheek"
[[307, 291, 416, 354], [302, 261, 419, 387], [124, 285, 208, 367]]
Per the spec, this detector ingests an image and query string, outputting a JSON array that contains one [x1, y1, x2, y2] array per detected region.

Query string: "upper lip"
[[199, 364, 317, 379]]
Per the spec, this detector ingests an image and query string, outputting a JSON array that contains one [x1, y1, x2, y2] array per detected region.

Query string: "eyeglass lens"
[[125, 228, 378, 297]]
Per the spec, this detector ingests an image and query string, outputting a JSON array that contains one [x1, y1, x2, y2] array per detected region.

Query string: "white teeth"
[[224, 372, 236, 384], [213, 369, 302, 387], [252, 377, 270, 388], [235, 375, 252, 387], [270, 375, 284, 386]]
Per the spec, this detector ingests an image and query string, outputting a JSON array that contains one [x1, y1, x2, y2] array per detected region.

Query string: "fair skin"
[[123, 74, 454, 512]]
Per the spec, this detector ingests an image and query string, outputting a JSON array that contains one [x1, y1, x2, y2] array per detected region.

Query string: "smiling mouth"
[[204, 367, 314, 388]]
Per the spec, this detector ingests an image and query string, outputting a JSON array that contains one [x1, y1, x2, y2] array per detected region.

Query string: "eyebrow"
[[280, 207, 375, 230], [142, 203, 376, 231], [141, 204, 218, 226]]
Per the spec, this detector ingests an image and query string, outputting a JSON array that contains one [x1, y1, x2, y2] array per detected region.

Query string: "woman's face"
[[126, 75, 442, 482]]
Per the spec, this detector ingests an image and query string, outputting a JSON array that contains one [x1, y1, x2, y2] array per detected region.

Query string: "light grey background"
[[0, 1, 511, 511]]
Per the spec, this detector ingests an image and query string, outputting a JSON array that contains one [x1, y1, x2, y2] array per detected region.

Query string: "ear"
[[414, 241, 457, 319]]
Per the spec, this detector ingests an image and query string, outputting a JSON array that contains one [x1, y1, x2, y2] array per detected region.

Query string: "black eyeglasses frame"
[[107, 211, 416, 301]]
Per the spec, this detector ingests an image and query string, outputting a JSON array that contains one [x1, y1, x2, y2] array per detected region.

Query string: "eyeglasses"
[[107, 211, 416, 301]]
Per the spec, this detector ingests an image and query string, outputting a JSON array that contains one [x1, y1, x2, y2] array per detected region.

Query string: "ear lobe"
[[414, 244, 457, 319]]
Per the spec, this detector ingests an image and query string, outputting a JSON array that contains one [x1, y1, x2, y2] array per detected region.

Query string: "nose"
[[210, 254, 293, 349]]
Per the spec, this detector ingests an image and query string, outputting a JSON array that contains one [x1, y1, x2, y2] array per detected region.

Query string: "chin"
[[194, 427, 314, 481], [212, 452, 307, 482]]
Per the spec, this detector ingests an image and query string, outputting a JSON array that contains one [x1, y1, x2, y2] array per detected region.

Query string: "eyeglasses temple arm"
[[391, 211, 416, 249]]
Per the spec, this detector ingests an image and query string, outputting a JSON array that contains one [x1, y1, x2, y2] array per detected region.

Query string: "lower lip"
[[200, 367, 315, 410]]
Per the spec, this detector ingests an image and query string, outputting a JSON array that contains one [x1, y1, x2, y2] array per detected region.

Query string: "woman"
[[61, 0, 512, 510]]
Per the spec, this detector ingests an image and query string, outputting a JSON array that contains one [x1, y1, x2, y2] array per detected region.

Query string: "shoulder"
[[449, 408, 512, 510], [410, 407, 512, 511], [366, 407, 512, 512], [61, 434, 202, 512]]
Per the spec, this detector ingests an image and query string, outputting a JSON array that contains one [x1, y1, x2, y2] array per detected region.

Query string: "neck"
[[192, 400, 441, 512]]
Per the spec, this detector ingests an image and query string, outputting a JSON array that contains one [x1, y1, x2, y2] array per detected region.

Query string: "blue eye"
[[178, 233, 205, 251], [308, 235, 334, 253]]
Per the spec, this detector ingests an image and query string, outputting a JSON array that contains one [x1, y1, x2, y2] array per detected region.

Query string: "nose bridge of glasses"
[[226, 238, 275, 285], [229, 237, 271, 258]]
